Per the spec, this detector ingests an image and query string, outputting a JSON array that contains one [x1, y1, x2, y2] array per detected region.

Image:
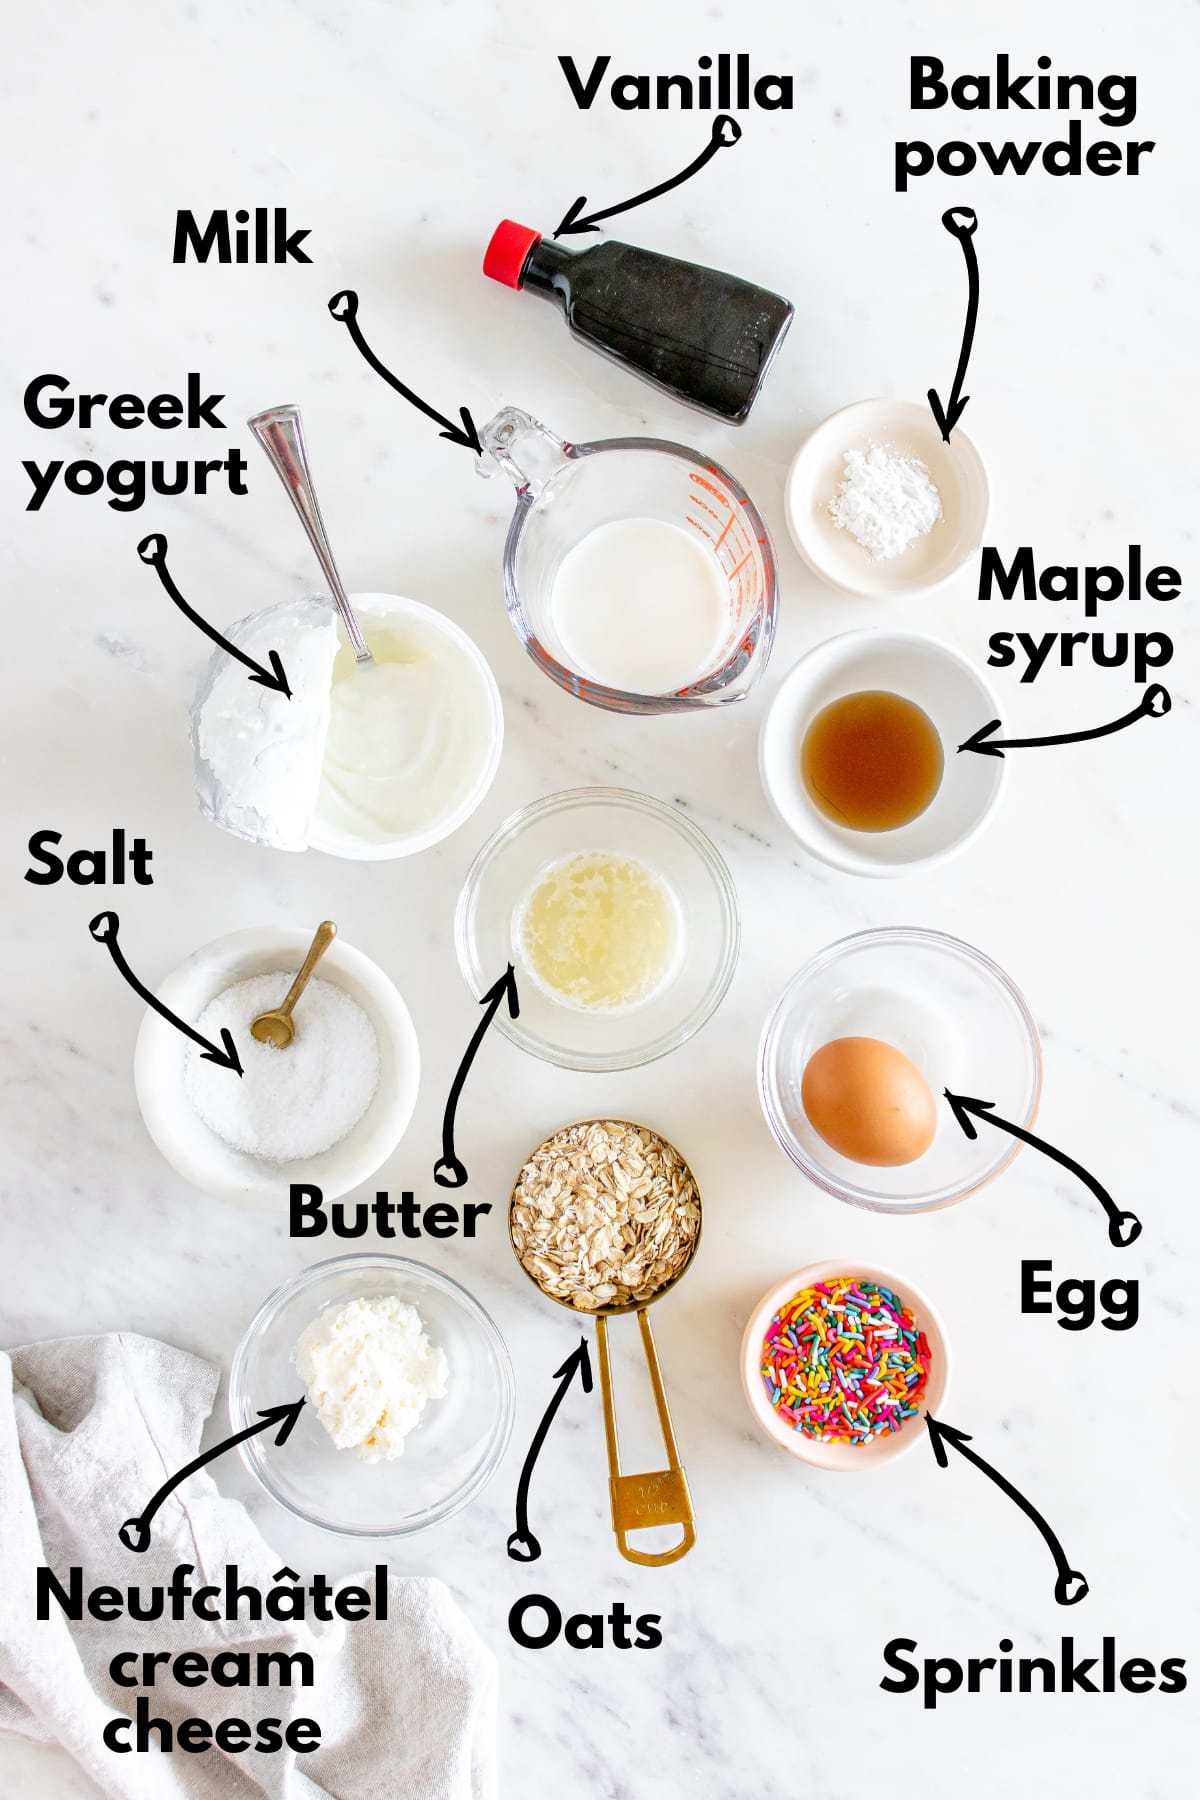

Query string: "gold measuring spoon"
[[509, 1118, 700, 1567], [250, 921, 337, 1048]]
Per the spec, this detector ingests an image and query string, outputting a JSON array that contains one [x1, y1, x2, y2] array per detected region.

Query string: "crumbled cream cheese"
[[191, 598, 339, 851], [295, 1294, 448, 1463]]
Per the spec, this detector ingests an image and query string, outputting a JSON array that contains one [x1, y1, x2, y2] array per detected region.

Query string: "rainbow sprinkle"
[[760, 1275, 930, 1446]]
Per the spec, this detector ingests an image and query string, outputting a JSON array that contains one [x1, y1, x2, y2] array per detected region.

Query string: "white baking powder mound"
[[183, 972, 380, 1161], [828, 442, 943, 560]]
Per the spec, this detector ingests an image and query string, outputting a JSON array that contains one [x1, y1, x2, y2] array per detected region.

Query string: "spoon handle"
[[248, 405, 374, 666], [279, 920, 338, 1020]]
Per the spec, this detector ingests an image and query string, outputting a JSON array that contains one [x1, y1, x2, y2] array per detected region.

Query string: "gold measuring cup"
[[509, 1118, 700, 1567]]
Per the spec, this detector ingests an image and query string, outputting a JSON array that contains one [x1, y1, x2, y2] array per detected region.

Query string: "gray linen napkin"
[[0, 1333, 497, 1800]]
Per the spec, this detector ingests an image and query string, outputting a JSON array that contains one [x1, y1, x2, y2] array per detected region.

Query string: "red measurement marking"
[[713, 512, 739, 553], [690, 471, 735, 506]]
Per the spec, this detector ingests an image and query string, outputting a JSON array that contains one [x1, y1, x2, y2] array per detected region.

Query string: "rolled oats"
[[510, 1119, 701, 1311]]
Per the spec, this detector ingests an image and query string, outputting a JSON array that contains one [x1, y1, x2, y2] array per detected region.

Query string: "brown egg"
[[801, 1037, 937, 1167]]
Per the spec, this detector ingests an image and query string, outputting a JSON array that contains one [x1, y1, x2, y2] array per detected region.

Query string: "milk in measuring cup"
[[550, 518, 728, 694]]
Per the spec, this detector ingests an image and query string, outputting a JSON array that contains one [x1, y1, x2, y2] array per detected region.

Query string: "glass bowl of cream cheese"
[[230, 1254, 515, 1537]]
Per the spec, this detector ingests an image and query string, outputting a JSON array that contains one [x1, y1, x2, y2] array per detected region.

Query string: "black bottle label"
[[534, 240, 792, 423]]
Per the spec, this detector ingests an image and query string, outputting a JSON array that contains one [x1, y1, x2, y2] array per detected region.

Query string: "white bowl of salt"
[[134, 927, 419, 1206], [784, 397, 990, 598]]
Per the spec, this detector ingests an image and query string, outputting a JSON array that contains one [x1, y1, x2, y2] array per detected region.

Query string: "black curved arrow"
[[926, 1414, 1088, 1606], [327, 291, 482, 453], [959, 685, 1170, 757], [137, 534, 291, 697], [554, 114, 742, 238], [118, 1399, 305, 1552], [943, 1090, 1140, 1248], [90, 912, 243, 1076], [928, 207, 979, 440], [433, 965, 519, 1188], [507, 1339, 594, 1562]]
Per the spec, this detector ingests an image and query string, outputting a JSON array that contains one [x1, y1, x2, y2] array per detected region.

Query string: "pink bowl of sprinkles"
[[739, 1260, 950, 1469]]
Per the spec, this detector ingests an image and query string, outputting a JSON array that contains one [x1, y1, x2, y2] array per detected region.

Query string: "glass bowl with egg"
[[229, 1254, 515, 1537], [758, 927, 1042, 1213], [455, 788, 740, 1071]]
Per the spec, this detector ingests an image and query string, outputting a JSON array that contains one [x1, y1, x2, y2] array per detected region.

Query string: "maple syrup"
[[801, 690, 944, 831]]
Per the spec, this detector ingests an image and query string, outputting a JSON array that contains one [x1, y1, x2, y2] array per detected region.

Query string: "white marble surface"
[[3, 1, 1198, 1795]]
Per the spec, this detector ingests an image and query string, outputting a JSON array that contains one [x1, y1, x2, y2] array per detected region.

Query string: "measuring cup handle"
[[596, 1311, 696, 1568], [615, 1513, 696, 1569], [475, 406, 570, 499]]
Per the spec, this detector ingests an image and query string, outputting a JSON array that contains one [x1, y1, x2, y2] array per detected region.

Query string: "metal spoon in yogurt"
[[248, 404, 375, 670], [250, 920, 338, 1049]]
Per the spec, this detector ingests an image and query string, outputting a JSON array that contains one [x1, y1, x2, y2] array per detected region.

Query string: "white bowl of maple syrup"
[[759, 629, 1007, 877]]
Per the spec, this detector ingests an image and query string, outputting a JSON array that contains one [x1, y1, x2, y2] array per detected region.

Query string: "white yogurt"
[[550, 518, 728, 694], [314, 606, 499, 849], [194, 593, 502, 859]]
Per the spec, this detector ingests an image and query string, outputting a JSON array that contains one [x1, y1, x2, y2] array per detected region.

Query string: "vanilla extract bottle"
[[483, 219, 793, 424]]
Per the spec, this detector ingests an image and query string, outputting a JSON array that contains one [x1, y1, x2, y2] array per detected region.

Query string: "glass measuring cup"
[[477, 406, 777, 715], [508, 1118, 700, 1566]]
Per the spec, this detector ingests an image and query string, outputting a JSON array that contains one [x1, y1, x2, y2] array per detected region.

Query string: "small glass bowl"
[[456, 788, 741, 1072], [758, 927, 1042, 1213], [229, 1255, 515, 1537]]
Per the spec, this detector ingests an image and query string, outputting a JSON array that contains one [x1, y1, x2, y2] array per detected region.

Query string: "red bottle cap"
[[483, 220, 541, 289]]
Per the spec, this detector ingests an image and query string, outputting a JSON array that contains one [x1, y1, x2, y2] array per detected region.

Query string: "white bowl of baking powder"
[[784, 398, 990, 598]]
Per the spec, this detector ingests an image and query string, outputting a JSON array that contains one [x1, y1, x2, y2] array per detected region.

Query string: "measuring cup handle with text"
[[595, 1308, 696, 1567]]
